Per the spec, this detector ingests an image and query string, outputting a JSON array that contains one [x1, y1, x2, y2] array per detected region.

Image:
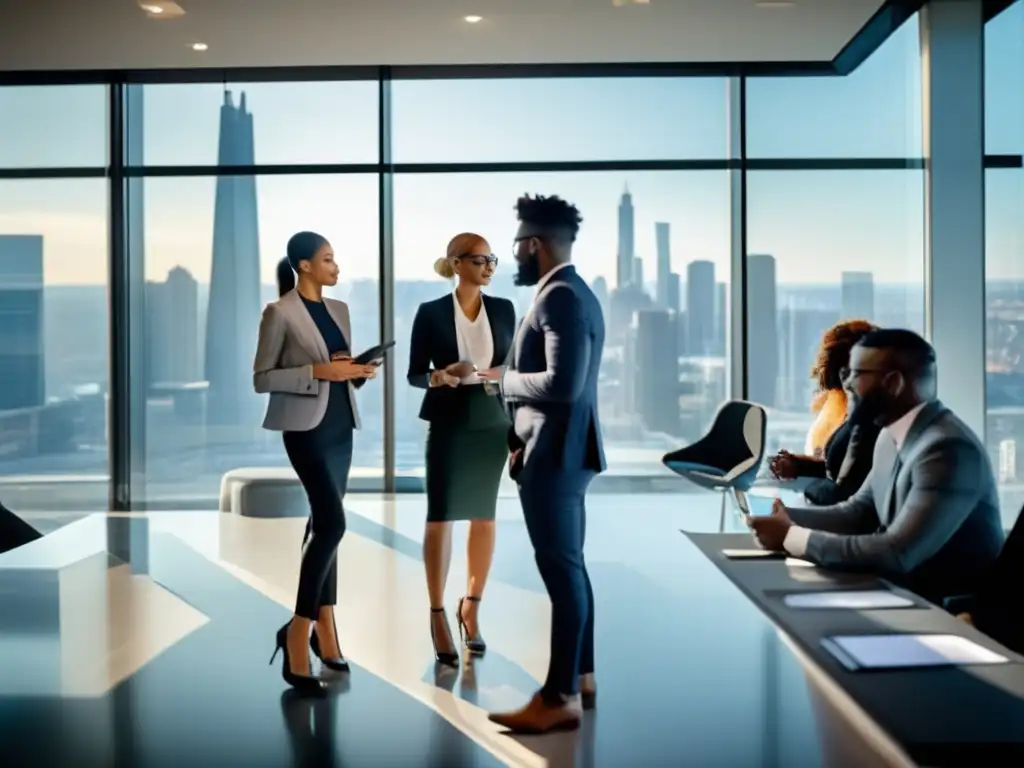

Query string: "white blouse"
[[452, 292, 494, 385]]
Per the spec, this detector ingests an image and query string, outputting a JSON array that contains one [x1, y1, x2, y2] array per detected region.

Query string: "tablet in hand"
[[353, 340, 396, 365]]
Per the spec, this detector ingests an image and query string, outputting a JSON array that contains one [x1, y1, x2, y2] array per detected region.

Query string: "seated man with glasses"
[[749, 329, 1004, 604]]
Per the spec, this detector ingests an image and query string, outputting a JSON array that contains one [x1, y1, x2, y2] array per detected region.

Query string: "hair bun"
[[433, 257, 455, 279]]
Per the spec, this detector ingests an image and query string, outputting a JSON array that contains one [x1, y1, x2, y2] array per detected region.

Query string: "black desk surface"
[[687, 532, 1024, 766]]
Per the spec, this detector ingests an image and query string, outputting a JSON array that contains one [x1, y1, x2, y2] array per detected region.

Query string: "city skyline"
[[0, 8, 1020, 287], [0, 4, 1022, 522]]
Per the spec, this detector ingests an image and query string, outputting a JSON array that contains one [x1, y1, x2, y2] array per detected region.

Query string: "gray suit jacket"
[[789, 400, 1004, 601], [252, 289, 362, 432]]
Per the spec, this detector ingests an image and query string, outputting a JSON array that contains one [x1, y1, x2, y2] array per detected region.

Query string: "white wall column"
[[920, 0, 987, 438]]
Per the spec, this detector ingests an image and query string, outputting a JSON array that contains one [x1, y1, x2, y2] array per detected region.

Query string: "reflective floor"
[[1, 493, 900, 767]]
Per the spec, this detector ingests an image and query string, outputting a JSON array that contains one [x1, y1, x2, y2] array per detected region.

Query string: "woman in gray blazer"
[[255, 231, 378, 692]]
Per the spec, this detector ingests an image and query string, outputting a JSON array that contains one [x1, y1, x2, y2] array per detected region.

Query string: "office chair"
[[945, 503, 1024, 655], [661, 400, 767, 532]]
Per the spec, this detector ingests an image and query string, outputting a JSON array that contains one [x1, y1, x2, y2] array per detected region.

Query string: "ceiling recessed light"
[[137, 1, 186, 18], [191, 42, 209, 52], [464, 15, 483, 23]]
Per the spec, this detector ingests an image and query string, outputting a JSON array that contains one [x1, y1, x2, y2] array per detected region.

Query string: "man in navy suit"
[[480, 194, 606, 734]]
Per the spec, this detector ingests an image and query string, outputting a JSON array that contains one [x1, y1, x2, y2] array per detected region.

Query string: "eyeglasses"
[[840, 366, 889, 382], [512, 235, 542, 258], [456, 254, 498, 267]]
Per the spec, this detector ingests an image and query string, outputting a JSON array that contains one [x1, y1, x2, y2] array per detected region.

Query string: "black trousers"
[[518, 467, 597, 701], [283, 389, 354, 621]]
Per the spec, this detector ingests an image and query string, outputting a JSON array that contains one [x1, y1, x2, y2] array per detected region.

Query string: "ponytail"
[[276, 256, 296, 297]]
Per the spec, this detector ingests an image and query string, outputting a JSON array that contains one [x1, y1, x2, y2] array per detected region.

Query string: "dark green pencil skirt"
[[425, 386, 510, 523]]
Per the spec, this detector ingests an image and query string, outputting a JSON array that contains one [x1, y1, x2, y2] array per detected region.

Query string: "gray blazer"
[[789, 400, 1004, 601], [252, 289, 362, 432]]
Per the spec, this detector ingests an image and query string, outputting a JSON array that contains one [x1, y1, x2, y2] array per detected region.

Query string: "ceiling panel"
[[0, 0, 889, 73]]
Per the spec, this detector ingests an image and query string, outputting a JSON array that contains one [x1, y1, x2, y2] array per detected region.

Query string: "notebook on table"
[[782, 590, 916, 610], [821, 633, 1010, 672]]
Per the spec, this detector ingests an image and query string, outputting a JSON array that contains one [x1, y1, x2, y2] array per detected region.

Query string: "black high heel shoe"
[[456, 596, 486, 655], [270, 622, 326, 692], [310, 617, 350, 672], [431, 607, 459, 667]]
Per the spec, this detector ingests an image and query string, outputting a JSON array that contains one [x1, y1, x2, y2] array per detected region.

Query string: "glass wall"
[[391, 77, 730, 488], [985, 0, 1024, 530], [0, 86, 109, 512], [8, 8, 1014, 510], [745, 16, 925, 459], [392, 170, 730, 485], [126, 83, 383, 504]]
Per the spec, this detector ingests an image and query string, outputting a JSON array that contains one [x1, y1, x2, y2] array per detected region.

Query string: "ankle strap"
[[465, 595, 481, 603], [430, 607, 446, 613]]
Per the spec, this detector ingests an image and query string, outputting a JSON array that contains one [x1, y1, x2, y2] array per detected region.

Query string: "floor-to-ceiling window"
[[0, 85, 109, 512], [984, 0, 1024, 530], [390, 76, 731, 489], [9, 7, 1009, 511], [125, 81, 383, 505], [744, 15, 925, 460]]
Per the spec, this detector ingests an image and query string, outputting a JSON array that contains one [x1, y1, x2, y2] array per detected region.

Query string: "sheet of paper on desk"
[[785, 558, 814, 567], [783, 590, 914, 610], [722, 549, 785, 559], [826, 633, 1009, 670]]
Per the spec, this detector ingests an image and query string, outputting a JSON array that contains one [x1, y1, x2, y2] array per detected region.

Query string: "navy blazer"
[[802, 411, 881, 506], [407, 292, 516, 424], [502, 265, 606, 474]]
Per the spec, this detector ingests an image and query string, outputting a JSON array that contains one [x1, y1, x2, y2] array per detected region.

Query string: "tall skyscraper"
[[778, 305, 841, 410], [841, 271, 875, 320], [205, 90, 262, 425], [714, 281, 727, 355], [633, 257, 644, 291], [747, 254, 779, 408], [666, 272, 681, 314], [631, 309, 681, 436], [685, 260, 716, 356], [655, 222, 672, 308], [0, 235, 44, 411], [617, 185, 635, 289], [147, 266, 200, 386]]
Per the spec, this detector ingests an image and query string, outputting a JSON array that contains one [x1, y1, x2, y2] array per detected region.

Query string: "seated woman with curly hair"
[[768, 319, 880, 505]]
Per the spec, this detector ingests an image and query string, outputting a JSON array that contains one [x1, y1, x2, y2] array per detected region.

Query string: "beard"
[[850, 389, 893, 426], [513, 252, 542, 287]]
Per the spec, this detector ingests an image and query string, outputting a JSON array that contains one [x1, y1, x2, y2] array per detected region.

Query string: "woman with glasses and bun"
[[407, 232, 516, 666], [254, 231, 379, 692]]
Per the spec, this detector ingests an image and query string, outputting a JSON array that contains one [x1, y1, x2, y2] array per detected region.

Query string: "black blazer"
[[407, 293, 516, 423], [800, 409, 881, 506]]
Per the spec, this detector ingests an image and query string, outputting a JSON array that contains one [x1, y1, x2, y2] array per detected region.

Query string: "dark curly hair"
[[811, 319, 877, 392], [514, 194, 583, 243]]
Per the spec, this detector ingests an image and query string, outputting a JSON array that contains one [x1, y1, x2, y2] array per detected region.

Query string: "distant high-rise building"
[[655, 222, 671, 308], [685, 260, 716, 356], [633, 257, 644, 292], [842, 271, 875, 320], [205, 90, 262, 425], [631, 309, 681, 436], [617, 185, 635, 289], [666, 272, 681, 314], [0, 235, 44, 411], [778, 305, 840, 410], [714, 281, 727, 356], [147, 266, 200, 386], [747, 254, 779, 408]]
